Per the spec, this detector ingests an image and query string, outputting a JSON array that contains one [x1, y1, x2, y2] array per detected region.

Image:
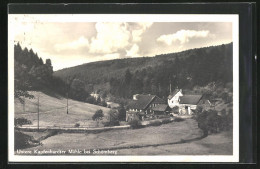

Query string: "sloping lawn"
[[15, 91, 111, 127]]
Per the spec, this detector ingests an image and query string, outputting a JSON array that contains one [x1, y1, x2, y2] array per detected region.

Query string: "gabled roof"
[[128, 94, 155, 110], [168, 89, 181, 99], [153, 96, 166, 104], [152, 104, 169, 112], [128, 94, 165, 110], [126, 111, 145, 116], [179, 95, 202, 105]]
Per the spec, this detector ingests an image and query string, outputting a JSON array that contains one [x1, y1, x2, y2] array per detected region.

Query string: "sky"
[[10, 15, 233, 71]]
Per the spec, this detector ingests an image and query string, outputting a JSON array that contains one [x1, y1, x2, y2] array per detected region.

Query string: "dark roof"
[[152, 104, 169, 112], [179, 95, 202, 105], [128, 94, 155, 110], [168, 89, 181, 99], [153, 96, 166, 104]]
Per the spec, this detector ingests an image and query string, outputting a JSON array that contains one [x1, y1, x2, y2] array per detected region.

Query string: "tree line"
[[109, 44, 233, 99], [14, 43, 105, 106], [15, 42, 233, 106]]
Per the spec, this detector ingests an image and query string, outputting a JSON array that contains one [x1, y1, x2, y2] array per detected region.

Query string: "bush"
[[196, 110, 223, 135], [92, 109, 104, 121], [161, 118, 172, 124], [117, 107, 126, 121], [221, 110, 233, 130], [149, 120, 162, 126], [14, 117, 32, 127], [105, 109, 120, 127], [128, 119, 142, 129], [74, 123, 80, 127], [103, 120, 120, 127], [195, 105, 203, 114], [85, 96, 97, 104], [14, 130, 39, 150], [100, 100, 107, 107], [172, 106, 179, 114], [174, 117, 184, 122], [221, 92, 232, 103]]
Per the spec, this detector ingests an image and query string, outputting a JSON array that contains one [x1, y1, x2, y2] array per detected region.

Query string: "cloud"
[[132, 22, 153, 42], [89, 22, 131, 54], [126, 44, 140, 57], [157, 30, 210, 45], [54, 36, 89, 52], [14, 22, 35, 36]]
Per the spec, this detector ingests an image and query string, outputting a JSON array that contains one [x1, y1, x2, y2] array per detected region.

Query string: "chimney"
[[133, 94, 139, 100]]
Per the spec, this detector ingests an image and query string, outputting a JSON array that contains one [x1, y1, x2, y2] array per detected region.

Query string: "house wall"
[[178, 104, 197, 115], [179, 104, 197, 110], [126, 112, 140, 122], [168, 91, 183, 108]]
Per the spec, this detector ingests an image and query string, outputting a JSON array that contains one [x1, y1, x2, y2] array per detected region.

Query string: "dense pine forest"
[[14, 42, 232, 105], [54, 43, 233, 100], [14, 43, 89, 103]]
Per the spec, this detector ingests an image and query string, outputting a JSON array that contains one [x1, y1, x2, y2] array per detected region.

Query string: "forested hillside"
[[14, 43, 90, 103], [54, 43, 233, 99]]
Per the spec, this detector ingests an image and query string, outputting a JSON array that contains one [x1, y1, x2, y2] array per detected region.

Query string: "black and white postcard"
[[8, 14, 239, 162]]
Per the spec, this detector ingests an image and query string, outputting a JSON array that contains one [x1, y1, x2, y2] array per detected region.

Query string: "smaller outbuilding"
[[178, 95, 203, 115], [152, 104, 171, 118]]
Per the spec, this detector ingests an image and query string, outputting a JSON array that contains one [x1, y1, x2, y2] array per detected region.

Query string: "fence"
[[17, 125, 131, 133]]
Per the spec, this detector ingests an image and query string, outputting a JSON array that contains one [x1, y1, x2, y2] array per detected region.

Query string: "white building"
[[168, 89, 203, 115], [167, 89, 183, 108]]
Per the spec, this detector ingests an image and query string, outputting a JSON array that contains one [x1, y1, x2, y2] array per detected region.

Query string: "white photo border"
[[8, 14, 239, 162]]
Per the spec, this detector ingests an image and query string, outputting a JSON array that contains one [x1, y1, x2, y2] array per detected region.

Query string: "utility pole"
[[37, 94, 40, 132], [67, 92, 69, 114], [169, 78, 172, 94], [158, 83, 161, 96], [23, 95, 25, 113]]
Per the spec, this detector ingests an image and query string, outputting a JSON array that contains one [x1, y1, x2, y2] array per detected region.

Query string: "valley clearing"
[[19, 119, 232, 155]]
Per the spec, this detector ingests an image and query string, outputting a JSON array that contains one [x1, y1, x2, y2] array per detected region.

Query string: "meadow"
[[15, 91, 111, 128]]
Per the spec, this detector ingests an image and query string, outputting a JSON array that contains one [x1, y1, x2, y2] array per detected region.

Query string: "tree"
[[45, 59, 53, 74], [96, 96, 102, 104], [39, 57, 44, 65], [100, 100, 107, 107], [117, 105, 126, 121], [14, 61, 34, 103], [85, 96, 97, 104], [92, 109, 104, 126], [124, 69, 132, 84], [70, 78, 87, 101], [104, 109, 120, 126]]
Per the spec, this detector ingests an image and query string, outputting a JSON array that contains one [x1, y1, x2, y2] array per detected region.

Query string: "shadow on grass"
[[15, 129, 61, 150], [41, 88, 63, 99]]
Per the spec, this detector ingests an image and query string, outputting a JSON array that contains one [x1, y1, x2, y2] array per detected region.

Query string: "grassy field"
[[15, 91, 111, 127], [15, 92, 233, 155], [118, 129, 233, 155], [21, 119, 232, 155], [21, 119, 209, 154]]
